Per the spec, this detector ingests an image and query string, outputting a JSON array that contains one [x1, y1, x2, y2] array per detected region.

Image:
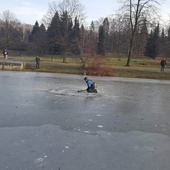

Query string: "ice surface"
[[49, 87, 101, 98], [1, 71, 170, 170]]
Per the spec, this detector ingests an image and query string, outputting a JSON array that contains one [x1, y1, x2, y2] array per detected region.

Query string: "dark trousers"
[[161, 66, 165, 72], [87, 87, 97, 93], [36, 63, 40, 69]]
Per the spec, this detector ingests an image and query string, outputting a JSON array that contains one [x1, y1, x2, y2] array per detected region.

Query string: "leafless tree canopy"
[[42, 0, 86, 27], [0, 10, 20, 27], [118, 0, 162, 28], [117, 0, 162, 66]]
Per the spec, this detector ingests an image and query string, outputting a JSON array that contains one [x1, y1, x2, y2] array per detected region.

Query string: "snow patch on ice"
[[34, 158, 43, 164], [97, 125, 103, 128]]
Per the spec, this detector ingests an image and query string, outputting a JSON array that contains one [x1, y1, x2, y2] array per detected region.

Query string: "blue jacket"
[[86, 80, 93, 88]]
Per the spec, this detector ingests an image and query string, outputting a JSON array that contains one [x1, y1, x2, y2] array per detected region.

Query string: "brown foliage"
[[86, 55, 113, 76]]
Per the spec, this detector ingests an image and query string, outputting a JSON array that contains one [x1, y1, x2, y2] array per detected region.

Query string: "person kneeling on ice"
[[84, 77, 97, 93]]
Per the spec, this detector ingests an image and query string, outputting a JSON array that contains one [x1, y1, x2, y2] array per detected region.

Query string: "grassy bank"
[[9, 54, 170, 80]]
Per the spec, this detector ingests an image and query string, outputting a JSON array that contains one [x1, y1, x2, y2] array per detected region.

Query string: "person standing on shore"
[[160, 58, 166, 72], [35, 56, 40, 69], [2, 49, 8, 61]]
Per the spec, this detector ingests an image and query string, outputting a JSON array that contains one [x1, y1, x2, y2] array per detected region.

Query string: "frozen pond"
[[0, 71, 170, 170]]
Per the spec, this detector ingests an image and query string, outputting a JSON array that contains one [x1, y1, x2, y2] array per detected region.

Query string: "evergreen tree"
[[37, 24, 48, 54], [103, 17, 109, 52], [160, 28, 166, 57], [97, 25, 105, 55], [89, 21, 95, 32], [28, 21, 48, 54], [80, 24, 85, 50], [47, 11, 73, 62], [168, 27, 170, 41], [60, 11, 73, 62], [145, 30, 156, 59], [166, 27, 170, 56], [47, 12, 61, 54], [28, 21, 40, 42], [140, 19, 148, 56], [154, 23, 160, 56], [71, 17, 81, 55], [145, 24, 160, 59], [88, 21, 96, 54]]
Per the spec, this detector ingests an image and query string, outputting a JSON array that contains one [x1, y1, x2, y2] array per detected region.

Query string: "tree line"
[[0, 0, 169, 66]]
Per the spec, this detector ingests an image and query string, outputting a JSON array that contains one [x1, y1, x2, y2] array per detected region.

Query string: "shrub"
[[86, 55, 113, 76]]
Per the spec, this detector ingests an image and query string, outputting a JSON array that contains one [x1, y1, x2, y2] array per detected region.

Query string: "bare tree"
[[0, 10, 21, 48], [0, 10, 19, 27], [42, 0, 86, 27], [109, 14, 129, 54], [118, 0, 162, 66], [16, 23, 32, 44]]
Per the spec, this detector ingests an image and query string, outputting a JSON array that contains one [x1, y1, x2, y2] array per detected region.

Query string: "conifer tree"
[[145, 23, 160, 59], [160, 28, 166, 57], [166, 27, 170, 56], [140, 19, 148, 56], [88, 21, 96, 54], [168, 27, 170, 41], [29, 21, 40, 42], [47, 11, 73, 62], [154, 23, 160, 56], [28, 21, 48, 54], [37, 24, 48, 54], [60, 11, 73, 62], [145, 31, 155, 58], [97, 25, 105, 55], [103, 17, 109, 53], [47, 12, 61, 54], [80, 24, 85, 51], [71, 17, 81, 55]]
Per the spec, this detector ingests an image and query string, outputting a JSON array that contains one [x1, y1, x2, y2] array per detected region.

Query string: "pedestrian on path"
[[2, 49, 8, 61], [160, 58, 166, 72], [35, 56, 40, 69]]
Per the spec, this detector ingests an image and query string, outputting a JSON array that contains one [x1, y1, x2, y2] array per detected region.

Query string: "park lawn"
[[10, 54, 170, 80], [107, 56, 167, 70]]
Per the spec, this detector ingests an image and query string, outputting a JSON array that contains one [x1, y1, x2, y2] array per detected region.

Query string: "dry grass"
[[8, 53, 170, 80]]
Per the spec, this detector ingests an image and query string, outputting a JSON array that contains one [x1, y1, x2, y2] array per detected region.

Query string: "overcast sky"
[[0, 0, 169, 26]]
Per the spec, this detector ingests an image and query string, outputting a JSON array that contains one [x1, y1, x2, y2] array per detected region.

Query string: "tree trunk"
[[125, 38, 133, 67], [126, 22, 136, 66], [62, 53, 66, 63], [62, 56, 66, 63]]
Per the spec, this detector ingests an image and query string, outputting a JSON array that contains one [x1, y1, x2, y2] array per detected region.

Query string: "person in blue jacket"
[[84, 77, 97, 93]]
